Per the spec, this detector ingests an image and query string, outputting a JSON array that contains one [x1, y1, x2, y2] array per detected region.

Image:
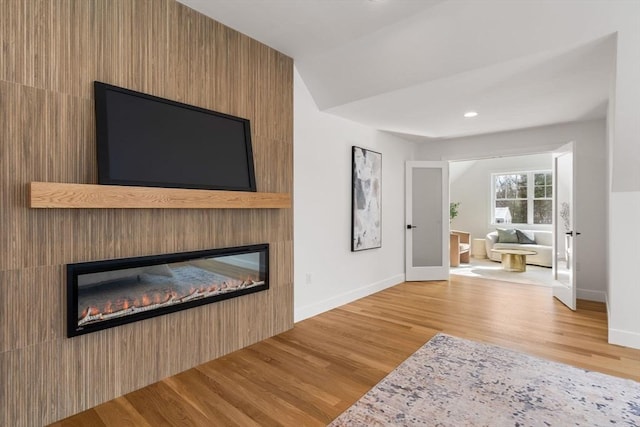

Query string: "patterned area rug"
[[329, 334, 640, 426]]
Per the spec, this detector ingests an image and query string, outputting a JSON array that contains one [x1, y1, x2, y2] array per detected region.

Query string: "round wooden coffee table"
[[491, 249, 537, 272]]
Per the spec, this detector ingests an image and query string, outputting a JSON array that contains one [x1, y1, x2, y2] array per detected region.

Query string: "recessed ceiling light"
[[463, 111, 478, 118]]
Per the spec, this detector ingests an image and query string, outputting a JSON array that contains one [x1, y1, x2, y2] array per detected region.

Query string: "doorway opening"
[[447, 153, 556, 288]]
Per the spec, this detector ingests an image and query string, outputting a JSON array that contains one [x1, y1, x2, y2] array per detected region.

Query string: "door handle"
[[565, 231, 581, 236], [407, 224, 418, 230]]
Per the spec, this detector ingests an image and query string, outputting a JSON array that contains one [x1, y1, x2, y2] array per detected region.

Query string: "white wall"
[[606, 9, 640, 349], [418, 120, 607, 302], [607, 35, 640, 347], [608, 192, 640, 347], [294, 67, 416, 321], [450, 154, 553, 243]]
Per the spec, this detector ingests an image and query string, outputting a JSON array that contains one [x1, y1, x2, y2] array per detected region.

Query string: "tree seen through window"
[[493, 171, 552, 225]]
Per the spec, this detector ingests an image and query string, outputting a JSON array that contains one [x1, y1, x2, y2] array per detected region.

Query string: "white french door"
[[405, 161, 449, 281], [552, 142, 577, 310]]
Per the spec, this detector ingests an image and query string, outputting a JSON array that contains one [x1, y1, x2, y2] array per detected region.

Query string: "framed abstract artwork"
[[351, 146, 382, 251]]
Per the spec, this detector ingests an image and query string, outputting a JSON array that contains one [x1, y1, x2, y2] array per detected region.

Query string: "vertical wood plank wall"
[[0, 1, 294, 425]]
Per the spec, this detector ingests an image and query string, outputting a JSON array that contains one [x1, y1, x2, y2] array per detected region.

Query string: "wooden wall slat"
[[0, 0, 293, 425], [0, 266, 65, 352]]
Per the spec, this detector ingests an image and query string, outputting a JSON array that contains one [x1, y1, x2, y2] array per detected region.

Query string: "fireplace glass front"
[[67, 244, 268, 337]]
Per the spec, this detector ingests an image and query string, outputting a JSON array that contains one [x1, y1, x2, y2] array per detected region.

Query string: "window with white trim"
[[491, 171, 552, 225]]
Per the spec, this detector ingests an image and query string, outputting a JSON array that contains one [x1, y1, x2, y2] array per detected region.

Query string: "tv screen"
[[94, 81, 256, 192]]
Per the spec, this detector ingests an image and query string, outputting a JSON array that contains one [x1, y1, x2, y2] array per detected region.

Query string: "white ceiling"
[[177, 0, 617, 141]]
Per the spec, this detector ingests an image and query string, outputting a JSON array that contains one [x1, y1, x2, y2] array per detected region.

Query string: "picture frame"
[[351, 146, 382, 251]]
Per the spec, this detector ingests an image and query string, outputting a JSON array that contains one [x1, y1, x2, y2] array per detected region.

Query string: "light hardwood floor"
[[52, 276, 640, 426]]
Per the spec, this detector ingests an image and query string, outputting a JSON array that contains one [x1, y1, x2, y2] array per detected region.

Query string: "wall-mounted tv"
[[94, 81, 257, 192]]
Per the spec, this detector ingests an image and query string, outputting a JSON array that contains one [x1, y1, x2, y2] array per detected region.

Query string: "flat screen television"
[[94, 81, 256, 192]]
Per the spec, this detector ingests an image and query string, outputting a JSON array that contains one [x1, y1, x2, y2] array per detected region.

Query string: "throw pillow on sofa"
[[496, 228, 518, 243], [516, 229, 536, 244]]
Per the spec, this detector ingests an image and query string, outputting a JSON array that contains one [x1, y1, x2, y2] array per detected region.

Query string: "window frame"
[[490, 170, 553, 225]]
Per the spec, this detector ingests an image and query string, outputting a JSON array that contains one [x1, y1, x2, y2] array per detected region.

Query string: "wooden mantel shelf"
[[29, 182, 291, 209]]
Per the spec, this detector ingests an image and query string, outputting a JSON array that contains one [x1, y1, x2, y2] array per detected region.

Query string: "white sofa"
[[485, 229, 553, 267]]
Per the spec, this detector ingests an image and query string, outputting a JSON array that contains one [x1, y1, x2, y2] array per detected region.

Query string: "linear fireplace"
[[67, 244, 268, 337]]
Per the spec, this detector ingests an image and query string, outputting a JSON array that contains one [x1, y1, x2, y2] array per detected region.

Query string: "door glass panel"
[[555, 152, 573, 286], [411, 167, 443, 267]]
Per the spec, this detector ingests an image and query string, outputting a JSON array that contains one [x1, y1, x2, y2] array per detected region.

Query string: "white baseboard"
[[294, 273, 405, 322], [606, 288, 640, 349], [608, 328, 640, 350], [576, 288, 606, 302]]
